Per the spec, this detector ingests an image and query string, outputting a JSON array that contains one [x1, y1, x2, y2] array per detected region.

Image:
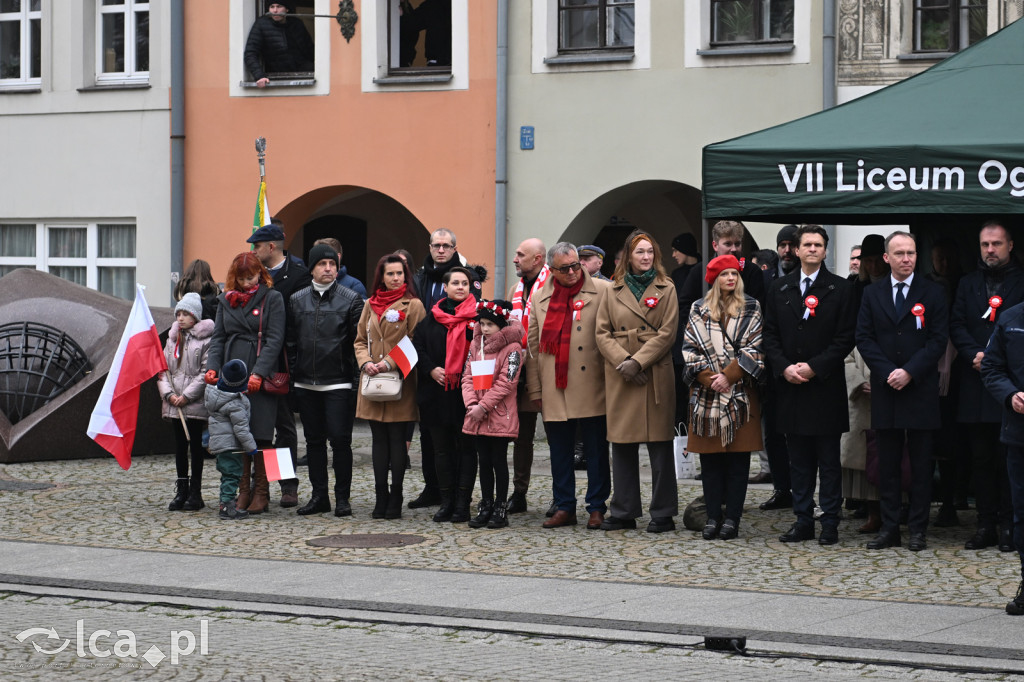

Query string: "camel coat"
[[526, 271, 610, 422], [595, 273, 678, 443], [354, 295, 426, 423]]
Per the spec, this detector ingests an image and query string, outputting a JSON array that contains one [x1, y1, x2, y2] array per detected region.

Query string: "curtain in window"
[[48, 227, 87, 258], [99, 267, 135, 300], [49, 266, 87, 286], [0, 224, 35, 257], [98, 224, 136, 258]]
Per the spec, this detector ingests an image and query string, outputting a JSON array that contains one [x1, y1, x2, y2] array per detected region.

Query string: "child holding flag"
[[204, 359, 259, 520], [461, 300, 524, 529]]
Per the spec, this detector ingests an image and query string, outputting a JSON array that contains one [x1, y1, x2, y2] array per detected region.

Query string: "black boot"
[[408, 486, 442, 509], [218, 500, 249, 520], [385, 486, 403, 519], [182, 475, 205, 511], [432, 489, 454, 522], [487, 501, 508, 529], [168, 478, 188, 511], [372, 485, 389, 519], [468, 498, 494, 528], [1008, 570, 1024, 616], [450, 487, 472, 523]]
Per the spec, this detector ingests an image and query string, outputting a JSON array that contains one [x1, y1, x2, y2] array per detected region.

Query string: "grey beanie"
[[175, 292, 203, 322]]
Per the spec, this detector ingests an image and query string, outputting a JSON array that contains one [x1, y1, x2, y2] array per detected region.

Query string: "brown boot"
[[236, 453, 252, 510], [857, 501, 881, 534], [247, 453, 270, 514]]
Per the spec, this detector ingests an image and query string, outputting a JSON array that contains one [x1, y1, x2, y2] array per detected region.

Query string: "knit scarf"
[[368, 284, 407, 319], [431, 296, 478, 390], [511, 265, 549, 346], [539, 276, 585, 389], [625, 268, 656, 301], [225, 284, 259, 308]]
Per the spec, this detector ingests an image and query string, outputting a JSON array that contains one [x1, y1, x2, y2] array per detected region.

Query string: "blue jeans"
[[1006, 445, 1024, 563], [544, 416, 610, 514], [295, 387, 355, 501]]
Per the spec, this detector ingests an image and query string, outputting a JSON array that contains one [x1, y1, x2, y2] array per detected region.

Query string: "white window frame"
[[532, 0, 649, 73], [0, 222, 137, 299], [685, 0, 810, 67], [230, 0, 331, 97], [361, 0, 469, 92], [95, 0, 150, 84], [0, 0, 41, 90]]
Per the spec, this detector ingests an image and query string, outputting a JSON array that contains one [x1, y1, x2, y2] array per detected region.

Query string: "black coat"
[[855, 276, 949, 430], [980, 301, 1024, 446], [286, 282, 364, 386], [413, 255, 485, 311], [763, 267, 856, 435], [949, 263, 1024, 423], [412, 304, 473, 426], [270, 253, 311, 320], [243, 15, 315, 81]]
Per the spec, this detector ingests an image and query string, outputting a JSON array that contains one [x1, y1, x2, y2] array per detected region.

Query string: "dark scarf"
[[539, 276, 585, 389], [980, 258, 1019, 297], [431, 296, 478, 390], [369, 284, 407, 319], [625, 268, 656, 301], [225, 284, 259, 308]]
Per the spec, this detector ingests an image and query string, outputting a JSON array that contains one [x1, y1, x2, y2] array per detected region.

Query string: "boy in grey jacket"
[[204, 359, 258, 519]]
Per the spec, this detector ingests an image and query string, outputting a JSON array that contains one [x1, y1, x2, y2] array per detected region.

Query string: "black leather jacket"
[[286, 283, 364, 386]]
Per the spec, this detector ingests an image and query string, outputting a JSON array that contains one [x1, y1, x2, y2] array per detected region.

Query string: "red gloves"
[[247, 374, 263, 393], [204, 370, 218, 385]]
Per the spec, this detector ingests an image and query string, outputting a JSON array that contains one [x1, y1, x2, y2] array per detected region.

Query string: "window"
[[388, 0, 451, 71], [558, 0, 635, 53], [0, 0, 41, 89], [97, 0, 149, 82], [711, 0, 794, 46], [243, 1, 316, 85], [0, 222, 137, 299], [362, 0, 467, 91], [913, 0, 986, 53]]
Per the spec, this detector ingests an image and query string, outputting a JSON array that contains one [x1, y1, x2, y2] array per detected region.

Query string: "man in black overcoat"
[[856, 231, 949, 551], [763, 225, 856, 545]]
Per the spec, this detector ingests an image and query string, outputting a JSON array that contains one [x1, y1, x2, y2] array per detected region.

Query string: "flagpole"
[[255, 136, 266, 182], [253, 137, 268, 245]]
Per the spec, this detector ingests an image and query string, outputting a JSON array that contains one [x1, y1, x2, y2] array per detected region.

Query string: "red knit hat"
[[705, 254, 741, 284]]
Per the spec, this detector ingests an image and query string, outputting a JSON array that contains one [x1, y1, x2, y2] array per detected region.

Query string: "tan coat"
[[354, 295, 426, 422], [595, 273, 678, 443], [508, 280, 539, 414], [526, 272, 610, 422], [840, 349, 871, 470], [685, 365, 763, 454]]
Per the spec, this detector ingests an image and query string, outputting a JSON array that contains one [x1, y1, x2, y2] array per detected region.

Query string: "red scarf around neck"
[[431, 296, 478, 390], [368, 284, 407, 319], [539, 276, 585, 389], [225, 284, 259, 308]]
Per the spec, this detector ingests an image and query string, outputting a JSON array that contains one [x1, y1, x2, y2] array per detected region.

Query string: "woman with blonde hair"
[[681, 254, 765, 540]]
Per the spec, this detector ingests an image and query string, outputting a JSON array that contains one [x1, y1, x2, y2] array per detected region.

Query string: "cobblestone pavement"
[[1, 592, 1019, 681], [0, 423, 1017, 610]]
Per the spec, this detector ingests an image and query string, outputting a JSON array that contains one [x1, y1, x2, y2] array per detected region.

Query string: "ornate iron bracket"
[[289, 1, 358, 43]]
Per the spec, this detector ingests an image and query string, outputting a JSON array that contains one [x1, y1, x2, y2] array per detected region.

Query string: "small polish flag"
[[389, 336, 418, 378], [262, 448, 295, 482], [471, 359, 496, 390]]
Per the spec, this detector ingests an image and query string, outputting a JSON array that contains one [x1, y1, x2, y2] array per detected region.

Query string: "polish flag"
[[87, 284, 168, 470], [262, 448, 295, 482], [389, 336, 418, 378], [471, 359, 496, 390]]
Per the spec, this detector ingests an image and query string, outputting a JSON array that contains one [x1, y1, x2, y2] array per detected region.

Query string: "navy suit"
[[856, 275, 949, 536]]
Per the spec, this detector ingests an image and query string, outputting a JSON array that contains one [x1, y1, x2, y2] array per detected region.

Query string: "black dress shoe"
[[1007, 580, 1024, 616], [334, 500, 352, 517], [506, 492, 527, 514], [296, 456, 308, 467], [599, 516, 637, 531], [818, 527, 839, 545], [545, 500, 558, 518], [867, 530, 901, 549], [907, 532, 927, 552], [297, 497, 331, 515], [779, 523, 814, 543], [702, 520, 721, 540], [407, 488, 441, 509], [718, 518, 739, 540], [998, 527, 1015, 552], [964, 527, 998, 550], [647, 517, 675, 533], [759, 490, 793, 511]]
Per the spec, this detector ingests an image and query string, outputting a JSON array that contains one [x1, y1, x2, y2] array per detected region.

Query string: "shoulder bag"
[[360, 318, 403, 401]]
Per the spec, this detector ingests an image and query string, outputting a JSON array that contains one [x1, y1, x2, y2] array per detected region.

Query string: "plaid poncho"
[[681, 295, 765, 446]]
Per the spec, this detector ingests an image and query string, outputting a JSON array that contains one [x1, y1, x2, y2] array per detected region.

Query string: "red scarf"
[[431, 297, 478, 390], [539, 276, 585, 389], [225, 284, 259, 308], [368, 285, 407, 319]]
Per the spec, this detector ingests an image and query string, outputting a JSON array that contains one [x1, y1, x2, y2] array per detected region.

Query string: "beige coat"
[[525, 271, 610, 422], [354, 295, 426, 423], [840, 348, 871, 470], [595, 273, 678, 443]]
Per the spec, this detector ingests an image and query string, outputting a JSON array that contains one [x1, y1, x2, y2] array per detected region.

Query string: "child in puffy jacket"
[[461, 300, 524, 529], [204, 359, 258, 520], [157, 293, 214, 512]]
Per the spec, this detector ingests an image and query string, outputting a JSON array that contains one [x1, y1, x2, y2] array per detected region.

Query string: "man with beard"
[[951, 221, 1024, 551]]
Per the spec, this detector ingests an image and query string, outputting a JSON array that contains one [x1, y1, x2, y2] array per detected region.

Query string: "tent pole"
[[701, 218, 709, 295], [823, 0, 838, 264]]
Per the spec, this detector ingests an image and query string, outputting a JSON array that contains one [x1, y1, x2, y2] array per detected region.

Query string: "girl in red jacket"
[[462, 300, 524, 529]]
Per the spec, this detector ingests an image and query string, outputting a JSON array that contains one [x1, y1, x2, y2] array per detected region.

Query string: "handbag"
[[673, 422, 697, 479], [256, 298, 289, 395], [359, 319, 403, 402]]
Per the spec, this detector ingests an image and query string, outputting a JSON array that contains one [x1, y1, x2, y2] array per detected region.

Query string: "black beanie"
[[671, 233, 698, 256], [476, 299, 512, 329], [308, 243, 338, 269]]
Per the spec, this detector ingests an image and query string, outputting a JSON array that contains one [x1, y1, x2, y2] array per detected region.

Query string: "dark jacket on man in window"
[[244, 14, 315, 81]]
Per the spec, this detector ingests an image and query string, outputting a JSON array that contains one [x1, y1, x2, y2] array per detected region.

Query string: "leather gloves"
[[616, 358, 647, 385], [247, 374, 263, 393]]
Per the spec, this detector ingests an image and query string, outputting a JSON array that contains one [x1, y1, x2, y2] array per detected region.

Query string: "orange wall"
[[183, 1, 498, 284]]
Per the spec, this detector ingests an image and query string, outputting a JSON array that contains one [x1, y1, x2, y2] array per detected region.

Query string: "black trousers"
[[969, 422, 1012, 529], [428, 425, 477, 492], [295, 387, 355, 501], [786, 433, 842, 529], [699, 452, 750, 522], [876, 428, 933, 536], [476, 436, 510, 502], [418, 422, 439, 493], [173, 418, 206, 480], [762, 382, 790, 493], [370, 421, 410, 491]]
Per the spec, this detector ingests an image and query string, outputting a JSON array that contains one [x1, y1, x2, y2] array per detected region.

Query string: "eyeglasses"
[[552, 261, 582, 275], [430, 243, 454, 252]]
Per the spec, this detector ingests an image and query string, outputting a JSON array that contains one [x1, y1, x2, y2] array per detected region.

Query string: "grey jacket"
[[204, 385, 258, 454]]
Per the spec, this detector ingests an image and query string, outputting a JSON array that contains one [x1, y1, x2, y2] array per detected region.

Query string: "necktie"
[[894, 282, 906, 311], [802, 277, 811, 296]]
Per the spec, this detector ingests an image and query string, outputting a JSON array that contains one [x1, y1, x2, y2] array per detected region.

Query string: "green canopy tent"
[[702, 18, 1024, 227]]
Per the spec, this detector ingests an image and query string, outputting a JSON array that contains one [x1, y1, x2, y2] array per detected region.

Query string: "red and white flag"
[[262, 448, 295, 482], [470, 359, 496, 391], [87, 284, 167, 470], [389, 335, 418, 378]]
